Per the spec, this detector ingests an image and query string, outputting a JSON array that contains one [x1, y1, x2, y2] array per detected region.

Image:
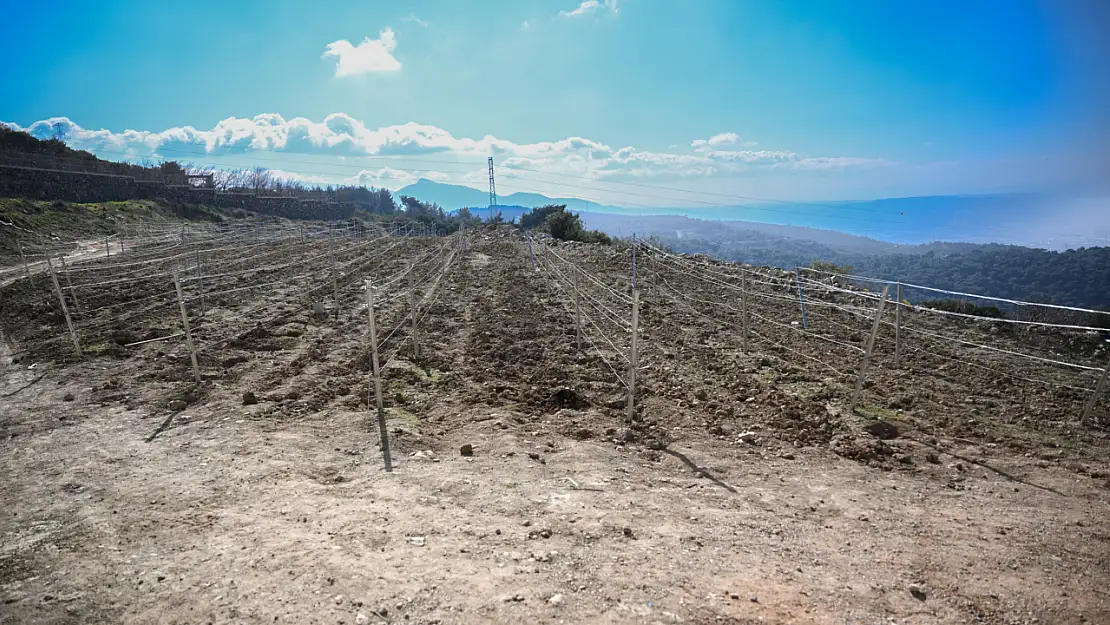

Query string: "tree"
[[520, 204, 566, 230], [546, 210, 584, 241], [246, 167, 272, 193]]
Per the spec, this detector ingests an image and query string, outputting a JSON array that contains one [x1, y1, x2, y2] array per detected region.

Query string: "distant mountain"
[[397, 178, 616, 214], [396, 179, 1110, 250]]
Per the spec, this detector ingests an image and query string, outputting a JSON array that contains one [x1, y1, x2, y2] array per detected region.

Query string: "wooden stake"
[[18, 239, 28, 276], [527, 231, 536, 274], [1081, 359, 1109, 425], [330, 250, 340, 320], [366, 279, 393, 472], [574, 267, 582, 352], [627, 288, 639, 423], [59, 256, 81, 315], [795, 267, 808, 329], [741, 270, 750, 354], [651, 253, 657, 291], [195, 250, 206, 317], [895, 282, 903, 369], [47, 257, 81, 357], [849, 285, 890, 414], [631, 235, 638, 290], [173, 268, 202, 383], [408, 260, 420, 359]]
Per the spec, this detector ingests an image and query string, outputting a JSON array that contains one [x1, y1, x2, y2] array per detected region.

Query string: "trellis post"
[[849, 286, 890, 414], [365, 279, 393, 471], [47, 257, 81, 357]]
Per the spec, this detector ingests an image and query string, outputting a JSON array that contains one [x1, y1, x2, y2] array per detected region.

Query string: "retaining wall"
[[0, 165, 356, 221]]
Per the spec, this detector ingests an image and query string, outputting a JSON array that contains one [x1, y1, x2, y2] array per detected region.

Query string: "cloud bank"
[[0, 115, 890, 190]]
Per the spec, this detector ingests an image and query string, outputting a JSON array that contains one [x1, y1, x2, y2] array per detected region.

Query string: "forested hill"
[[665, 236, 1110, 309], [849, 245, 1110, 309]]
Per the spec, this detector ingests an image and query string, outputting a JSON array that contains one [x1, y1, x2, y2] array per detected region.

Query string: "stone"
[[863, 420, 900, 440], [738, 431, 758, 444], [459, 444, 474, 456], [548, 593, 564, 606], [926, 453, 941, 464], [62, 392, 75, 402], [909, 585, 927, 602], [334, 595, 345, 605], [167, 399, 187, 412], [242, 391, 258, 406], [354, 614, 370, 625], [622, 526, 634, 538]]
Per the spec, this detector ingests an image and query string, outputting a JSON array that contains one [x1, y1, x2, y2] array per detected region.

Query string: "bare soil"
[[1, 232, 1108, 625]]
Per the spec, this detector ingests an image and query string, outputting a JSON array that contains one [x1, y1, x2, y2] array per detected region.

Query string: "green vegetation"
[[669, 234, 1110, 311], [810, 259, 854, 275], [518, 204, 611, 244]]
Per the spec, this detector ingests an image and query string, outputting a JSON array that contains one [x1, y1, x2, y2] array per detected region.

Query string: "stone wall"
[[0, 165, 356, 221]]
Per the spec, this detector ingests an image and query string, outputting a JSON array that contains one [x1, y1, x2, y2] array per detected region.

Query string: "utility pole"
[[487, 156, 497, 223]]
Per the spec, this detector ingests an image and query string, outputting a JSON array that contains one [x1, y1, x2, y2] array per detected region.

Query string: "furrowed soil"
[[1, 233, 1108, 625]]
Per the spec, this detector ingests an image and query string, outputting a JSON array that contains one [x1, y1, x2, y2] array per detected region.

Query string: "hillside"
[[2, 225, 1107, 624]]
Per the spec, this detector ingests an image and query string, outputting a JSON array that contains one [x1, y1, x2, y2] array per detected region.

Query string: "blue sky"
[[1, 0, 1107, 205]]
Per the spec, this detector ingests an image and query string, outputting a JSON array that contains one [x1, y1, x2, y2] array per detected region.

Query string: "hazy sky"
[[1, 0, 1107, 206]]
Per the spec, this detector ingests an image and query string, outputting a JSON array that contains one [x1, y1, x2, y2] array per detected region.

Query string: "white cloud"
[[403, 13, 428, 27], [521, 20, 531, 29], [559, 0, 618, 18], [322, 28, 401, 77], [691, 132, 763, 151], [2, 114, 889, 193]]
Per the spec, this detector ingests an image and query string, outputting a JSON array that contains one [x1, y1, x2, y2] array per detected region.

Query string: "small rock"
[[355, 614, 370, 625], [738, 431, 757, 444], [334, 595, 345, 605], [729, 593, 740, 600], [522, 520, 532, 527], [548, 593, 564, 606], [863, 421, 900, 440], [406, 536, 426, 546], [909, 585, 927, 602], [622, 526, 635, 538], [503, 593, 525, 602], [780, 452, 795, 460], [527, 452, 545, 464], [167, 399, 187, 412], [750, 596, 758, 603], [242, 391, 258, 406], [926, 453, 940, 464], [62, 392, 75, 402], [539, 528, 552, 539], [459, 444, 474, 456]]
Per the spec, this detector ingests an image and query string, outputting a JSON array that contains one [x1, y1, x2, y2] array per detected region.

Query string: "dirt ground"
[[2, 233, 1108, 625]]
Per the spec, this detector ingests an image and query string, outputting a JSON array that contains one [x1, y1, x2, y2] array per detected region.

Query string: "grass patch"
[[754, 366, 778, 385], [780, 380, 829, 400], [855, 404, 904, 421], [384, 406, 420, 428]]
